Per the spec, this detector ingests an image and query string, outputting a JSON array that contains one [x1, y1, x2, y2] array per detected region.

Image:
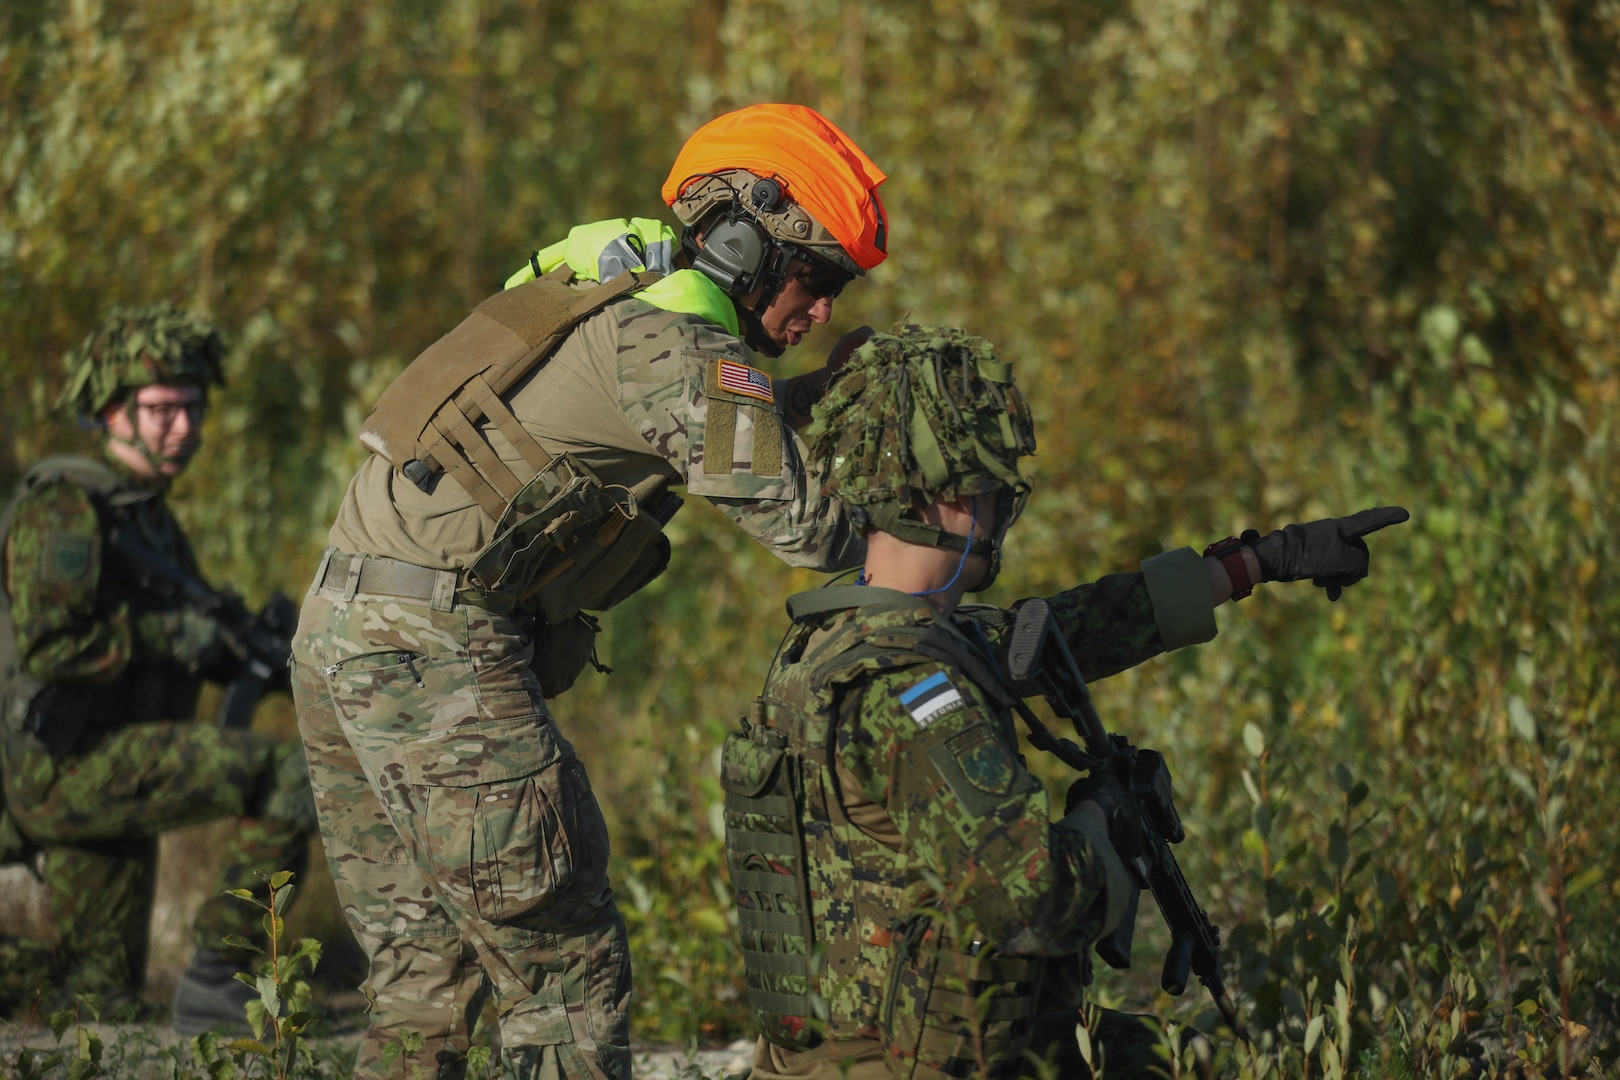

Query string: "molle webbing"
[[725, 592, 1040, 1070], [357, 269, 661, 519], [722, 614, 935, 1052], [900, 948, 1044, 1080], [720, 717, 819, 1048]]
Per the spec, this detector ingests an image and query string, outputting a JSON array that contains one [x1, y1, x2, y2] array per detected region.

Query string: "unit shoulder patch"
[[943, 724, 1018, 798], [925, 721, 1020, 816], [45, 534, 94, 584]]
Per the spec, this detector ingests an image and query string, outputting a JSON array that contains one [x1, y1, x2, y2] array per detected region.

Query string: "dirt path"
[[0, 1019, 754, 1079]]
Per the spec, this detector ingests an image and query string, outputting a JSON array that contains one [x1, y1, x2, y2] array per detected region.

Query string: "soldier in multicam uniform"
[[721, 327, 1408, 1079], [0, 304, 316, 1031], [289, 103, 890, 1079]]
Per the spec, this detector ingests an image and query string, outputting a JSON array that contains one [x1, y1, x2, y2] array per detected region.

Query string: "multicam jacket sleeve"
[[4, 479, 137, 683], [836, 660, 1116, 957], [612, 304, 864, 572]]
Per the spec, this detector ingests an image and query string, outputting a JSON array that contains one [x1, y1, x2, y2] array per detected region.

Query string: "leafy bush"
[[3, 1, 1618, 1074]]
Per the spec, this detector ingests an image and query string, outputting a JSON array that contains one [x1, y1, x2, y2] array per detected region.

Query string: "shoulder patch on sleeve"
[[699, 357, 786, 479], [707, 358, 776, 404], [894, 670, 967, 729], [926, 723, 1020, 815], [44, 534, 94, 584]]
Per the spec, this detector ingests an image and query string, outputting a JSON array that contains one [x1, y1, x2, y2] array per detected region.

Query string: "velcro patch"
[[944, 725, 1017, 797], [45, 535, 93, 584], [709, 358, 776, 404], [896, 671, 966, 729], [927, 723, 1020, 815]]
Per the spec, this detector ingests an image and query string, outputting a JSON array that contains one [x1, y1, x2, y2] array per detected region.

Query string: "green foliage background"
[[4, 0, 1617, 1073]]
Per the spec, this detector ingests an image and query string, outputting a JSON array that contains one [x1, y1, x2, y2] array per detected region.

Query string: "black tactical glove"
[[1065, 774, 1144, 861], [1244, 505, 1409, 601]]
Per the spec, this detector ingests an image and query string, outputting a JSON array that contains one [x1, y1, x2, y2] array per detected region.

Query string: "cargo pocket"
[[407, 714, 576, 931]]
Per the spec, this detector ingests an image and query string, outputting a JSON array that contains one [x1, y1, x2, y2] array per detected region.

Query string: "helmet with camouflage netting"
[[806, 325, 1035, 575], [58, 303, 226, 419]]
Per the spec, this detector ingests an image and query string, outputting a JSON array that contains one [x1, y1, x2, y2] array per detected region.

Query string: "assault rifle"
[[107, 525, 297, 730], [1005, 597, 1249, 1041]]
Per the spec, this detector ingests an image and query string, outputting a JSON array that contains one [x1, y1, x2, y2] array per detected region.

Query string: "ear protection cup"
[[690, 214, 771, 294]]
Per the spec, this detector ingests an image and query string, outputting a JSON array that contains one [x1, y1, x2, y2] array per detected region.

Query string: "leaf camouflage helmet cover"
[[805, 325, 1035, 563], [58, 303, 226, 418]]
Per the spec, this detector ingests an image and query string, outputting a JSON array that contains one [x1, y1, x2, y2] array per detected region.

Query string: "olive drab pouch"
[[720, 706, 824, 1049], [879, 929, 1044, 1080], [466, 452, 683, 623], [526, 611, 605, 699]]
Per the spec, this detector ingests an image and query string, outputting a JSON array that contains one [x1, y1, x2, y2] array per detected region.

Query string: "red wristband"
[[1203, 536, 1255, 601]]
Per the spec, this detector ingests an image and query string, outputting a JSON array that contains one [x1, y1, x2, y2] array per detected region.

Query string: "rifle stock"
[[1007, 597, 1249, 1042]]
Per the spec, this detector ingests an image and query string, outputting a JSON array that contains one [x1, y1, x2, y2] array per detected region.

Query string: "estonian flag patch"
[[897, 671, 967, 729]]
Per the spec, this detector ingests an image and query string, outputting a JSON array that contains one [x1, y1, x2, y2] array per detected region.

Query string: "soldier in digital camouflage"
[[0, 304, 316, 1031], [289, 103, 891, 1079], [721, 326, 1408, 1079]]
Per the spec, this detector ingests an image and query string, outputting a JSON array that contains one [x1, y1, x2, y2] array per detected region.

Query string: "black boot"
[[170, 948, 257, 1036]]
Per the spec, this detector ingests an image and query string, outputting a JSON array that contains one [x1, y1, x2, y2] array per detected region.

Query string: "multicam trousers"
[[0, 721, 314, 1006], [290, 585, 631, 1080]]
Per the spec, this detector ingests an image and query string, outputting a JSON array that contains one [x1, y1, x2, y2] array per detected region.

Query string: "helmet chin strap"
[[736, 302, 786, 359], [859, 498, 1005, 596], [863, 503, 996, 560], [734, 245, 794, 359], [102, 405, 196, 487]]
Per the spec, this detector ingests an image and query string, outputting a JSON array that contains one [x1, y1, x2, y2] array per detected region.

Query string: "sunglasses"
[[790, 254, 855, 301]]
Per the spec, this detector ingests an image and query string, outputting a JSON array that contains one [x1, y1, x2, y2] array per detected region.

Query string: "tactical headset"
[[687, 176, 787, 294], [681, 175, 804, 357]]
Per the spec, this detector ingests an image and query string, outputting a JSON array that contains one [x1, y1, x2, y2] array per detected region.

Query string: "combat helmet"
[[661, 103, 889, 357], [58, 302, 226, 419], [806, 326, 1035, 588]]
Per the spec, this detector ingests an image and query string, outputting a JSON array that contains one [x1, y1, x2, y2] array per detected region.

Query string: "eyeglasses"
[[790, 254, 855, 301], [136, 400, 206, 426]]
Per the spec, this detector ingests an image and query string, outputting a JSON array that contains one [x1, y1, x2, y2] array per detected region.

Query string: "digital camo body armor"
[[1, 457, 208, 748], [722, 586, 1055, 1080]]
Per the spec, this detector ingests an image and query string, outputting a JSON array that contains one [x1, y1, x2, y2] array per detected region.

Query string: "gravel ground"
[[4, 861, 756, 1078], [1, 1017, 754, 1079]]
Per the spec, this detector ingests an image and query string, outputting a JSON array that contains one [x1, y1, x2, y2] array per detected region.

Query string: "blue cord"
[[911, 498, 977, 599]]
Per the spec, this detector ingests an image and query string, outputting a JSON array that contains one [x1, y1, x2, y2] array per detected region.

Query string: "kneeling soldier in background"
[[0, 304, 315, 1033]]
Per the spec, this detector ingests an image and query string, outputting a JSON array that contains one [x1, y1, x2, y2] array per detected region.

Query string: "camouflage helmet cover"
[[58, 302, 226, 418], [807, 326, 1035, 519]]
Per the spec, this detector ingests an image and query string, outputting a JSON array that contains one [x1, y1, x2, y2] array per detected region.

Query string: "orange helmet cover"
[[662, 103, 889, 271]]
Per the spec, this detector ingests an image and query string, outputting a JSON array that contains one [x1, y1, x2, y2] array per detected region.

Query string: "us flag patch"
[[716, 359, 775, 403], [898, 671, 966, 729]]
